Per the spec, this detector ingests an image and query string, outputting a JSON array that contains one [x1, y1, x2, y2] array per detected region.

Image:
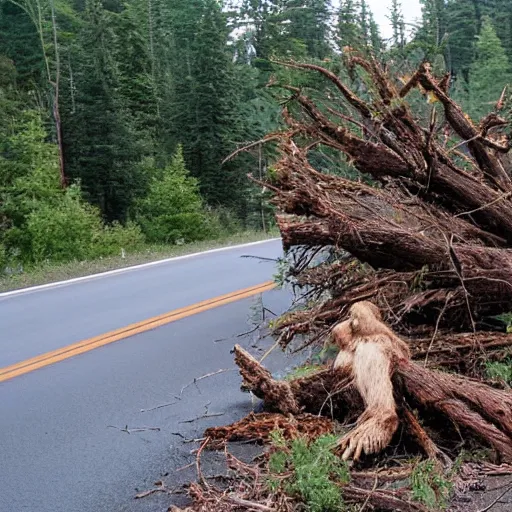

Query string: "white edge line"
[[0, 238, 282, 299]]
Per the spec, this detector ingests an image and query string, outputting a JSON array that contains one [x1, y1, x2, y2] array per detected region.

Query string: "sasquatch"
[[331, 301, 410, 461]]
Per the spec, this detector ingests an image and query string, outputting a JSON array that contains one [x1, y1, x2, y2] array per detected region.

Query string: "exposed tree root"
[[204, 412, 334, 450], [231, 343, 512, 463]]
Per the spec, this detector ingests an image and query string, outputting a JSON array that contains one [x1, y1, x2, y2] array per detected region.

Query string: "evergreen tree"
[[368, 10, 382, 53], [389, 0, 406, 49], [62, 0, 144, 221], [360, 0, 370, 46], [283, 0, 333, 59], [111, 0, 158, 142], [446, 0, 478, 79], [469, 16, 512, 120], [167, 0, 244, 208], [0, 1, 44, 87], [337, 0, 361, 50], [417, 0, 448, 67], [481, 0, 512, 57], [135, 145, 212, 243]]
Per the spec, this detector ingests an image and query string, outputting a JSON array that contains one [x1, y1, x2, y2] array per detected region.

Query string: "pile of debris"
[[168, 56, 512, 511]]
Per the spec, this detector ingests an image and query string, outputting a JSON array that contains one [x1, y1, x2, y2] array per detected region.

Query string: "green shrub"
[[135, 145, 215, 243], [485, 359, 512, 386], [25, 185, 145, 263], [268, 432, 349, 512], [25, 185, 103, 263], [411, 459, 452, 510], [92, 221, 145, 258]]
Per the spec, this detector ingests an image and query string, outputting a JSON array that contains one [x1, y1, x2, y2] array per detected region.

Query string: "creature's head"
[[332, 301, 384, 348], [348, 301, 384, 337]]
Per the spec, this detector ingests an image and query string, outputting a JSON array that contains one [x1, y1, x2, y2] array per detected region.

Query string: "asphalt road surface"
[[0, 239, 294, 512]]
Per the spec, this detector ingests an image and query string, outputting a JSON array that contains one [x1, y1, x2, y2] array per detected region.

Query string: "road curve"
[[0, 239, 292, 512]]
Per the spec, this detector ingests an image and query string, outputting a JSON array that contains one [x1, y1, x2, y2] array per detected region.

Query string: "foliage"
[[0, 110, 144, 269], [268, 432, 350, 512], [411, 459, 452, 510], [4, 0, 512, 268], [485, 359, 512, 386], [135, 146, 216, 244], [468, 17, 512, 120]]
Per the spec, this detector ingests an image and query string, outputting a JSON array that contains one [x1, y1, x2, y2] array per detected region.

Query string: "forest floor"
[[0, 230, 279, 293]]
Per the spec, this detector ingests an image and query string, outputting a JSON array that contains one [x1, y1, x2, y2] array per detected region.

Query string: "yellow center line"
[[0, 280, 276, 383]]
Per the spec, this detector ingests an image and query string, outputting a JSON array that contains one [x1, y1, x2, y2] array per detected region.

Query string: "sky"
[[366, 0, 423, 40]]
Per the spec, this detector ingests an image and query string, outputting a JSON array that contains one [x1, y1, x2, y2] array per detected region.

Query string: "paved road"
[[0, 239, 294, 512], [0, 239, 282, 367]]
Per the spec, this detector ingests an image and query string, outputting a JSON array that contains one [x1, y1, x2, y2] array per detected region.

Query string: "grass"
[[0, 230, 279, 293], [485, 358, 512, 386], [411, 459, 453, 511]]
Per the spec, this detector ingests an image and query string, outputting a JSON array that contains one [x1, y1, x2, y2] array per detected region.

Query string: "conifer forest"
[[1, 0, 511, 270]]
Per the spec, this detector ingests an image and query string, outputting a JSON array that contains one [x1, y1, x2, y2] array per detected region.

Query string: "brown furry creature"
[[331, 301, 410, 461]]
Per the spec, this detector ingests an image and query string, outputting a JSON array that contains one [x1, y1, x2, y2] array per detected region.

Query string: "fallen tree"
[[256, 58, 512, 341], [168, 56, 512, 510]]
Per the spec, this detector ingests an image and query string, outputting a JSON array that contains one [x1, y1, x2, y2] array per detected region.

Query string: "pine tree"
[[469, 16, 512, 120], [417, 0, 448, 67], [479, 0, 512, 58], [337, 0, 361, 50], [368, 11, 382, 53], [360, 0, 370, 46], [389, 0, 405, 49], [112, 0, 158, 141], [63, 0, 145, 221], [283, 0, 333, 59], [0, 1, 44, 87], [167, 0, 244, 208], [445, 0, 478, 79]]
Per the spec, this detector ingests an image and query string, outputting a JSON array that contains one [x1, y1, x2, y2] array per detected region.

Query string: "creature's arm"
[[338, 338, 399, 461]]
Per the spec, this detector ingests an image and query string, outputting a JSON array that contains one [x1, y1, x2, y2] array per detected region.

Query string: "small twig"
[[141, 369, 232, 412], [107, 425, 160, 434], [424, 292, 452, 366], [359, 475, 379, 512], [179, 412, 225, 424], [175, 461, 195, 472], [318, 378, 353, 417], [259, 339, 280, 363], [227, 496, 274, 512], [453, 191, 512, 219], [442, 232, 476, 333], [135, 480, 178, 499], [179, 401, 225, 424], [196, 437, 210, 486], [446, 134, 481, 154], [222, 133, 292, 164], [476, 483, 512, 512], [171, 433, 206, 444], [240, 255, 278, 262], [214, 325, 261, 343], [140, 400, 179, 413]]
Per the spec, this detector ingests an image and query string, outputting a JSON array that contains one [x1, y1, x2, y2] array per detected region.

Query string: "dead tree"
[[204, 56, 512, 463], [251, 58, 512, 340]]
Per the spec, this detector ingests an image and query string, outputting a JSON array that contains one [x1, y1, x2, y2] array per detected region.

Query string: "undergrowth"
[[411, 459, 453, 510], [485, 358, 512, 386], [268, 430, 350, 512]]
